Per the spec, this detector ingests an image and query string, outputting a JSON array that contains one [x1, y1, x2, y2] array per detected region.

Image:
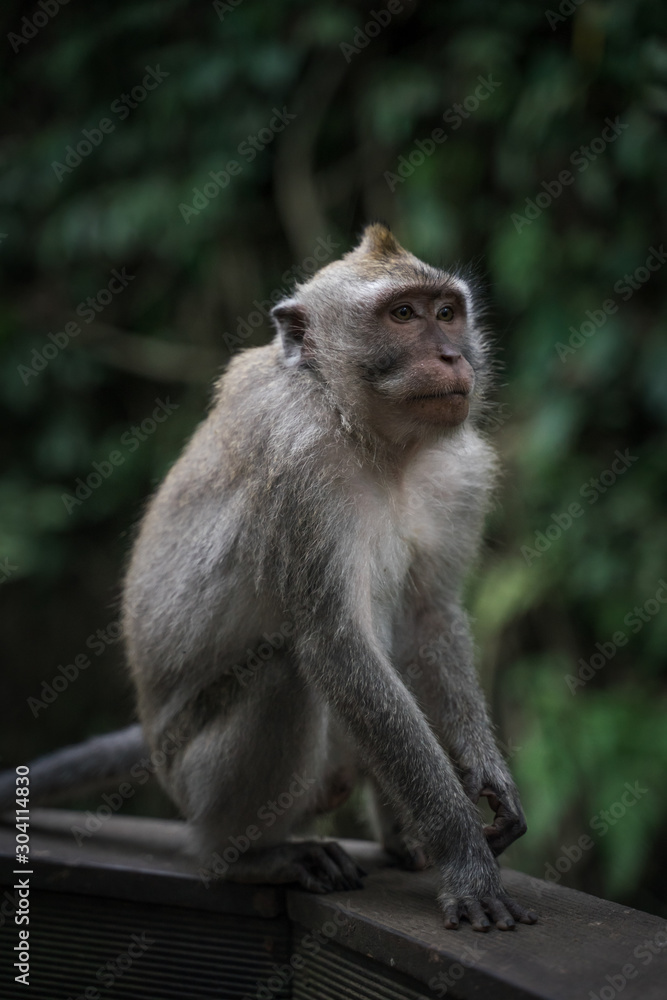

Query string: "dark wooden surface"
[[0, 808, 287, 919], [2, 810, 666, 999]]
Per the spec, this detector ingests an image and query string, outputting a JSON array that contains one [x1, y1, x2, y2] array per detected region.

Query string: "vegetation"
[[2, 0, 666, 916]]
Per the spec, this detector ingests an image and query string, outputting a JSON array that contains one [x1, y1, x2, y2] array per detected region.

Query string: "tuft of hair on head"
[[350, 222, 407, 262]]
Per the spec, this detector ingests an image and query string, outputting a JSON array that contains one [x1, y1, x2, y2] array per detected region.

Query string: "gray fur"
[[4, 227, 536, 929]]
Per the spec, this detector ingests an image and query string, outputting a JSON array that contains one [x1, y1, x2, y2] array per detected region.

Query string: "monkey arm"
[[293, 616, 534, 928], [294, 614, 504, 888], [407, 600, 527, 858]]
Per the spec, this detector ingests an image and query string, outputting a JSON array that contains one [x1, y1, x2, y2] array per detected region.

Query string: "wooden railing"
[[1, 810, 665, 999]]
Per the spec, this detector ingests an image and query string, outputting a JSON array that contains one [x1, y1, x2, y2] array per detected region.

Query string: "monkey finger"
[[483, 817, 513, 846], [479, 787, 501, 813], [481, 896, 515, 930], [440, 898, 460, 929], [462, 899, 491, 932], [499, 895, 538, 924], [484, 831, 515, 858], [484, 812, 527, 856], [483, 814, 511, 836]]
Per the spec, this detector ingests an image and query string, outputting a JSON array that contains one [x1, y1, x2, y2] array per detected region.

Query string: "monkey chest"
[[364, 488, 448, 601]]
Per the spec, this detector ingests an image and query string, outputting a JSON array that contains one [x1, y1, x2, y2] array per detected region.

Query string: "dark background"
[[2, 0, 666, 918]]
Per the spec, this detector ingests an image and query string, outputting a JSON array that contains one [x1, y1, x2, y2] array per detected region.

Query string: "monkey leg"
[[313, 714, 358, 814], [158, 664, 365, 892], [368, 784, 429, 871]]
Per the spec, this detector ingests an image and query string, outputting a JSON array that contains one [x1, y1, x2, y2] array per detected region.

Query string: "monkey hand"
[[461, 771, 528, 857], [438, 854, 538, 932]]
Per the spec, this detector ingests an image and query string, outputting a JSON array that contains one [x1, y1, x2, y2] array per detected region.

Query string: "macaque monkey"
[[1, 225, 536, 931]]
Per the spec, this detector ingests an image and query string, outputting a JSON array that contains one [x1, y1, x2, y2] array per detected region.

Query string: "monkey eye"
[[391, 304, 414, 321], [437, 305, 455, 322]]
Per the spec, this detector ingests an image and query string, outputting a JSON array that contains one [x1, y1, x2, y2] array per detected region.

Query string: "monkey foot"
[[223, 840, 367, 893], [440, 893, 538, 932], [382, 832, 429, 871]]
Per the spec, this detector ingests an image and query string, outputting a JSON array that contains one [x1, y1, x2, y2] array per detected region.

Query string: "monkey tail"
[[0, 724, 149, 814]]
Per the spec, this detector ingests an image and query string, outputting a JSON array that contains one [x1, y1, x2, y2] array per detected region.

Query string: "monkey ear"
[[271, 300, 313, 368]]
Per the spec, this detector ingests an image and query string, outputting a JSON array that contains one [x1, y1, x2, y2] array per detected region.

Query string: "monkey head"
[[271, 224, 492, 445]]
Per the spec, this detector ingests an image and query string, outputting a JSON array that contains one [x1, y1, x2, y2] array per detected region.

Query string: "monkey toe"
[[292, 867, 335, 894], [322, 840, 367, 888], [291, 841, 365, 893]]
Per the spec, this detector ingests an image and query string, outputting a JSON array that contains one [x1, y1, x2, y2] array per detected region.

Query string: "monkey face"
[[271, 225, 491, 443], [361, 286, 476, 429]]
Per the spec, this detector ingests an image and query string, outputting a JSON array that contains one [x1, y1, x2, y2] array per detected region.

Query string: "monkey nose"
[[439, 344, 462, 363]]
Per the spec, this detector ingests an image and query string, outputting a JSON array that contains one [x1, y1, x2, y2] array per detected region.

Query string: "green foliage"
[[2, 0, 666, 915]]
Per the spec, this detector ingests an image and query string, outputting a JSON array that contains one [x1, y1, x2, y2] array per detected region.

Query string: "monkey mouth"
[[407, 389, 469, 402]]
